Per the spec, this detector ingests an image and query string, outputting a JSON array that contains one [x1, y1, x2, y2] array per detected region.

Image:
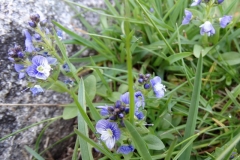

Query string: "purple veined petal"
[[32, 55, 48, 66], [95, 119, 121, 149], [105, 137, 115, 149], [117, 145, 134, 154], [46, 57, 57, 65], [96, 119, 109, 134], [26, 65, 38, 77], [35, 72, 49, 80], [218, 0, 224, 4]]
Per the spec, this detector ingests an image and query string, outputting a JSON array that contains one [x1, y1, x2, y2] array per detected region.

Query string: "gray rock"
[[0, 0, 105, 159]]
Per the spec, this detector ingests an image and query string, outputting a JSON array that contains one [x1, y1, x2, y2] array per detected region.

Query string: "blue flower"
[[190, 0, 201, 6], [26, 55, 51, 80], [117, 145, 134, 154], [96, 119, 121, 149], [120, 91, 145, 110], [30, 85, 44, 96], [14, 64, 25, 79], [182, 10, 192, 25], [218, 0, 224, 4], [219, 15, 232, 28], [199, 21, 215, 36], [150, 76, 166, 98], [23, 29, 35, 53]]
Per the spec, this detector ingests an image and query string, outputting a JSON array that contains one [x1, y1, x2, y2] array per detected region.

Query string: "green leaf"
[[193, 44, 203, 58], [108, 92, 122, 102], [179, 54, 203, 160], [77, 78, 93, 160], [52, 21, 93, 48], [167, 52, 192, 64], [24, 146, 44, 160], [124, 120, 153, 160], [84, 75, 97, 101], [221, 52, 240, 65], [118, 84, 129, 94], [193, 45, 212, 58], [62, 104, 78, 120], [143, 134, 165, 150], [215, 129, 240, 160]]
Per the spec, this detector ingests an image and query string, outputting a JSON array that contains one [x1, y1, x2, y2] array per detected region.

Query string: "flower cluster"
[[137, 74, 166, 99], [95, 74, 166, 153], [8, 13, 61, 96], [182, 0, 233, 36]]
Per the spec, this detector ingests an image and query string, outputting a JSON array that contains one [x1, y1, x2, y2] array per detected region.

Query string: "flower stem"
[[124, 0, 135, 124]]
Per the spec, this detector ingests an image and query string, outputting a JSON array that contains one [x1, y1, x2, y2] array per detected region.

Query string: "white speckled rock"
[[0, 0, 105, 159]]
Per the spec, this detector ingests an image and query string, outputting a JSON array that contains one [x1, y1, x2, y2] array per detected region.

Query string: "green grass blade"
[[72, 136, 80, 160], [167, 52, 192, 64], [215, 129, 240, 160], [24, 146, 44, 160], [124, 120, 153, 160], [165, 138, 177, 160], [179, 54, 203, 160], [77, 78, 93, 160], [74, 129, 117, 160]]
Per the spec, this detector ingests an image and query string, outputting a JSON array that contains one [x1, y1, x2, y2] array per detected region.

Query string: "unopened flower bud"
[[30, 13, 40, 23], [144, 83, 151, 89], [138, 78, 144, 84], [28, 21, 37, 28], [115, 100, 122, 108]]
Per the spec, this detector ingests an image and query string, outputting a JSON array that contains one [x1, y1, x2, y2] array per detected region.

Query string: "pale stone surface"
[[0, 0, 105, 159]]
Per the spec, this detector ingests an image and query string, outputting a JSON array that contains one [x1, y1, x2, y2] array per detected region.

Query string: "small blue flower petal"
[[30, 85, 44, 96], [150, 76, 166, 98], [117, 145, 134, 154], [219, 15, 233, 28], [218, 0, 224, 4], [199, 21, 215, 36], [57, 29, 63, 40], [46, 57, 57, 65], [120, 91, 145, 109], [97, 106, 109, 116], [23, 29, 35, 53], [96, 119, 121, 149], [190, 0, 201, 6], [182, 10, 192, 25], [14, 64, 25, 79]]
